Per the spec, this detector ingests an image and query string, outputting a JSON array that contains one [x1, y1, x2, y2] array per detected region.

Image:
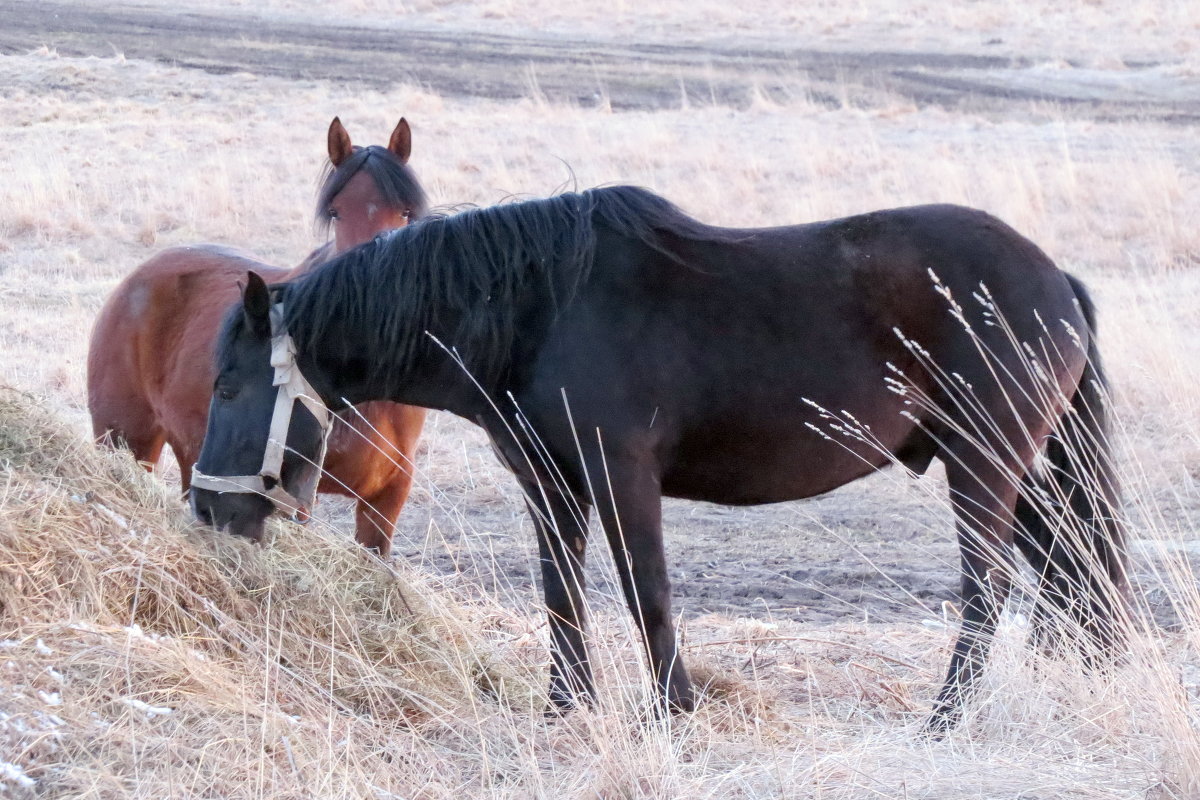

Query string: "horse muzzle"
[[190, 303, 332, 531], [190, 484, 272, 542]]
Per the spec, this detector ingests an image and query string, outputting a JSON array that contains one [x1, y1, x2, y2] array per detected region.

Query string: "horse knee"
[[353, 511, 393, 556], [353, 520, 391, 556], [624, 572, 673, 631], [131, 439, 165, 473]]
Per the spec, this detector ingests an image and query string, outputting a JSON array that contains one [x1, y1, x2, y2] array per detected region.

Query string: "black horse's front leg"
[[591, 460, 694, 715], [521, 479, 595, 712]]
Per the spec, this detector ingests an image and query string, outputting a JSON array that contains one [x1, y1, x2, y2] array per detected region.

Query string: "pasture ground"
[[1, 3, 1198, 797]]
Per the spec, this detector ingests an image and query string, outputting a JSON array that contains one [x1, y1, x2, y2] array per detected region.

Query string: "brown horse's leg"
[[925, 454, 1021, 735], [350, 405, 425, 557], [521, 479, 594, 712], [591, 467, 693, 715], [354, 473, 416, 557], [97, 424, 166, 481], [171, 441, 198, 495]]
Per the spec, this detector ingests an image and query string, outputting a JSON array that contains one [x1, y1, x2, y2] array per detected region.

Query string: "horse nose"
[[190, 487, 215, 527], [188, 486, 270, 543]]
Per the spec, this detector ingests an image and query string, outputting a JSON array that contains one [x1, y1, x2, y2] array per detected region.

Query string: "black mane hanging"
[[276, 185, 739, 387]]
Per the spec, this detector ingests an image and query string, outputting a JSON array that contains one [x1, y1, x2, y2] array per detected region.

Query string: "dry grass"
[[2, 12, 1200, 798], [3, 48, 1199, 429], [2, 386, 1198, 798], [0, 387, 536, 796]]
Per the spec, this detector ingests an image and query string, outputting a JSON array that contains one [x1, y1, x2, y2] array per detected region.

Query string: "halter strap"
[[191, 304, 333, 516]]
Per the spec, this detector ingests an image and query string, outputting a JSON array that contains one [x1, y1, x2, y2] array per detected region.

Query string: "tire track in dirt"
[[3, 0, 1198, 121]]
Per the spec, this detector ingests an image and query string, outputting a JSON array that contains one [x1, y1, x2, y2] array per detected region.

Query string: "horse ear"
[[327, 117, 353, 167], [242, 271, 272, 338], [388, 117, 412, 164]]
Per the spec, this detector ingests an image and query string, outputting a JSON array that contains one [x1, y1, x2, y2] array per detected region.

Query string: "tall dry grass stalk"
[[793, 283, 1200, 794]]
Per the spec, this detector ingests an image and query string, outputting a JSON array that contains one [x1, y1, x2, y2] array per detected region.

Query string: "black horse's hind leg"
[[521, 479, 595, 712], [926, 456, 1020, 735], [591, 463, 694, 714], [1011, 480, 1072, 655]]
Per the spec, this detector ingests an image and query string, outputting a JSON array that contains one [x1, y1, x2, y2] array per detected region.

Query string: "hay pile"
[[0, 387, 534, 797]]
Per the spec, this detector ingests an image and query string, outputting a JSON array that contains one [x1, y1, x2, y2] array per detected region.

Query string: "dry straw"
[[0, 386, 537, 797]]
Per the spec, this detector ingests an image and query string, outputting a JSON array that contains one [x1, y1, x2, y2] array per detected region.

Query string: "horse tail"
[[1013, 273, 1130, 657]]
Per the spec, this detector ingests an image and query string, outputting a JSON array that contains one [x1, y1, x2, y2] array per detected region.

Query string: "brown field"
[[1, 3, 1199, 797]]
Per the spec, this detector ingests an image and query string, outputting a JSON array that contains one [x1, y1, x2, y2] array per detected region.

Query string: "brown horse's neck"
[[289, 242, 337, 279]]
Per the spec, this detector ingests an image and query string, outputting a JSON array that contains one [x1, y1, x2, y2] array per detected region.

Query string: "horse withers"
[[87, 117, 428, 555], [191, 186, 1129, 731]]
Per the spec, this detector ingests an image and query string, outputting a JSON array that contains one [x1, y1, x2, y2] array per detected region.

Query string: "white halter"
[[191, 304, 333, 516]]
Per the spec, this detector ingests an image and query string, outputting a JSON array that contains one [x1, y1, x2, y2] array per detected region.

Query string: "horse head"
[[190, 273, 333, 542], [317, 116, 428, 254]]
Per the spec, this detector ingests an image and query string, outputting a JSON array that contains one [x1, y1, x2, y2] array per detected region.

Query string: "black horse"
[[191, 185, 1128, 732]]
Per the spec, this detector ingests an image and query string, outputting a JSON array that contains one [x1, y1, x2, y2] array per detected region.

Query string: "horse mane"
[[315, 144, 428, 230], [277, 185, 738, 389]]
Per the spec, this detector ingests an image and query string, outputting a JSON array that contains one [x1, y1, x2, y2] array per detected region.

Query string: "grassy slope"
[[2, 386, 1197, 797]]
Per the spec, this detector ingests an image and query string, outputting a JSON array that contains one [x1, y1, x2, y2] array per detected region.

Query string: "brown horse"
[[88, 117, 428, 555]]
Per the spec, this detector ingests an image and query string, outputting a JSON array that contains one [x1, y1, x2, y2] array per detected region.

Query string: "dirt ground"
[[3, 0, 1199, 121], [2, 2, 1195, 636]]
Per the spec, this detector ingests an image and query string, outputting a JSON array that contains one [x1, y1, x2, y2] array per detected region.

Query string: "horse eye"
[[326, 208, 340, 221], [218, 387, 237, 402]]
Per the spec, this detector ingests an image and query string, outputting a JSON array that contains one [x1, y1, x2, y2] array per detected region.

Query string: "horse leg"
[[119, 430, 166, 473], [354, 472, 415, 557], [1011, 481, 1070, 655], [93, 411, 165, 472], [1014, 435, 1129, 662], [520, 478, 594, 711], [170, 440, 199, 496], [176, 449, 195, 494], [591, 466, 693, 714], [350, 405, 424, 557], [926, 454, 1021, 735]]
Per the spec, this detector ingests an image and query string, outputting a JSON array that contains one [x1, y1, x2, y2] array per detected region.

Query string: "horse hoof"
[[919, 708, 958, 741], [669, 693, 697, 715], [543, 702, 576, 720]]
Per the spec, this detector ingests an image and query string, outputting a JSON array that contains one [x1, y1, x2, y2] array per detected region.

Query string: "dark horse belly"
[[660, 394, 920, 505], [548, 220, 946, 506]]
